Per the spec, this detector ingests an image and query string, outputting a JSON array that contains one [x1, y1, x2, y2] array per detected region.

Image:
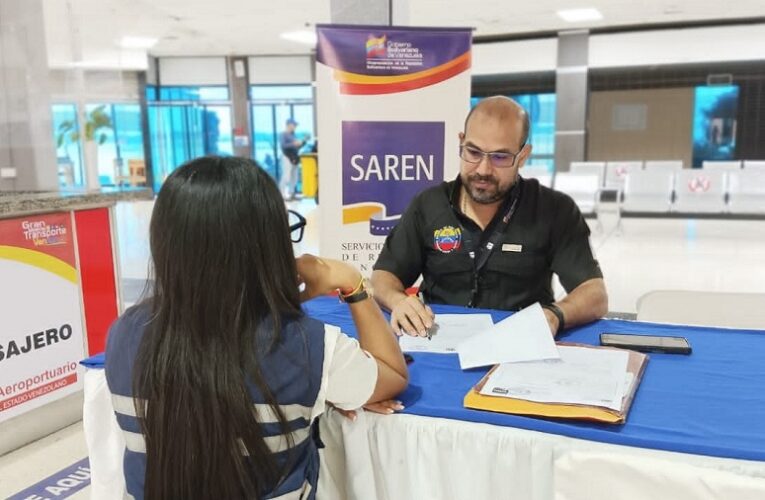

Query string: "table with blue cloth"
[[82, 296, 765, 500]]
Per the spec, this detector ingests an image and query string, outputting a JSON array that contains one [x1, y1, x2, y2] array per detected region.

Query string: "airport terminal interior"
[[1, 0, 765, 498]]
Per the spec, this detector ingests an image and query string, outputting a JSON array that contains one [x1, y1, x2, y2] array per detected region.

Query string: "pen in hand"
[[417, 291, 433, 340]]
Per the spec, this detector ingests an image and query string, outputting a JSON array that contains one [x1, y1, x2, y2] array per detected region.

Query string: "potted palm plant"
[[56, 105, 113, 190]]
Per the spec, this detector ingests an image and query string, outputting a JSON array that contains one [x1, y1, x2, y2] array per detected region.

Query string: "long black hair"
[[133, 156, 302, 499]]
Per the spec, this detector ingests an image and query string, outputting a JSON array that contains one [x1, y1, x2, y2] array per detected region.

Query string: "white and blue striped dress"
[[105, 303, 377, 500]]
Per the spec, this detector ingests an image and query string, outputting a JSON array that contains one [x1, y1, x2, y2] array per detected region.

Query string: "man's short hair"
[[464, 97, 530, 148]]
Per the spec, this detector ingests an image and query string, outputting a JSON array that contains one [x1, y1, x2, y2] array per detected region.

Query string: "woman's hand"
[[296, 254, 362, 302], [332, 400, 405, 421]]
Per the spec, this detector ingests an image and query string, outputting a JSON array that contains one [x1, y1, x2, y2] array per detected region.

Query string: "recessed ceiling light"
[[556, 8, 603, 23], [119, 36, 158, 49], [280, 30, 317, 46]]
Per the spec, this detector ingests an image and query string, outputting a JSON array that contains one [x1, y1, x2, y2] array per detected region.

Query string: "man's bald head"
[[464, 96, 530, 149]]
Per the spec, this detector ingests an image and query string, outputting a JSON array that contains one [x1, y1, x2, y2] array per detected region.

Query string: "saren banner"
[[316, 25, 472, 273]]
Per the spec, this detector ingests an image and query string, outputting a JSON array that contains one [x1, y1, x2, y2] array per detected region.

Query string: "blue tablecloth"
[[82, 296, 765, 462]]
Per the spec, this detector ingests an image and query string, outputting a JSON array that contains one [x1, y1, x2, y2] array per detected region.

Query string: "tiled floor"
[[0, 423, 89, 499], [3, 196, 765, 498]]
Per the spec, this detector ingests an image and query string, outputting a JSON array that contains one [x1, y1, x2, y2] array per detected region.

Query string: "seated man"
[[372, 96, 608, 337]]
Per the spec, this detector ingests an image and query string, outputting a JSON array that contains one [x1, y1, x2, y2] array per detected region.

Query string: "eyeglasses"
[[459, 144, 522, 169], [288, 210, 306, 243]]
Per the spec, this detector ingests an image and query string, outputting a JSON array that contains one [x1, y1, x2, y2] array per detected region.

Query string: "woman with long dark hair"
[[105, 156, 408, 499]]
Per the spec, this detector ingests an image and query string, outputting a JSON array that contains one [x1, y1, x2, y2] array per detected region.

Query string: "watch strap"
[[542, 303, 566, 333], [341, 289, 369, 304]]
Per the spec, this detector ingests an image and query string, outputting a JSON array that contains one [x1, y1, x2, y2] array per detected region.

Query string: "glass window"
[[203, 105, 233, 156], [250, 85, 312, 101], [51, 103, 84, 188], [84, 104, 146, 187], [148, 104, 232, 191], [114, 104, 146, 162], [692, 85, 739, 167], [198, 86, 230, 101], [250, 85, 315, 187], [292, 104, 315, 147], [158, 86, 230, 101], [148, 84, 233, 189], [252, 104, 278, 178]]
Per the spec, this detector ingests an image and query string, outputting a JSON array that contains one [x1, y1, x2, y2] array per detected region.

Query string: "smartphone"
[[600, 333, 692, 354]]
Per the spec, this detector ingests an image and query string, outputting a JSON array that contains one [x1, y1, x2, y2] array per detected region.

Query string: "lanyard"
[[464, 182, 522, 307]]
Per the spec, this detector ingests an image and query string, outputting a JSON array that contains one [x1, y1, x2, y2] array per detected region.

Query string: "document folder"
[[463, 343, 648, 424]]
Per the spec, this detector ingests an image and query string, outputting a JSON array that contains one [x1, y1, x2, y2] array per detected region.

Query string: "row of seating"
[[523, 169, 765, 221], [522, 160, 765, 221], [523, 159, 765, 193], [618, 169, 765, 216]]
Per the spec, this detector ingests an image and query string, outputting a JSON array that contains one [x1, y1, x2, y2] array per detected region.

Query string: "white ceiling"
[[42, 0, 765, 68], [416, 0, 765, 37]]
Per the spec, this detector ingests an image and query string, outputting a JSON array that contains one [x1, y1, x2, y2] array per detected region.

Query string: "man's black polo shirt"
[[373, 176, 603, 310]]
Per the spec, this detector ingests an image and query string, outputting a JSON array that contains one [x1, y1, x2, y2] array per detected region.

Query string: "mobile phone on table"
[[600, 333, 692, 354]]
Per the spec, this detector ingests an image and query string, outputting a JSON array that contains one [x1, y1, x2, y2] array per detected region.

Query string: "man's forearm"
[[555, 278, 609, 330], [371, 270, 409, 312]]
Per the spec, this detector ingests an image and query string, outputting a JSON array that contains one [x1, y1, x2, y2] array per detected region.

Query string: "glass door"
[[148, 103, 231, 191], [250, 85, 315, 187], [252, 104, 279, 179], [203, 105, 234, 156]]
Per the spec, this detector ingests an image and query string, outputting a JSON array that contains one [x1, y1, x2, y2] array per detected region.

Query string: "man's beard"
[[462, 172, 513, 204]]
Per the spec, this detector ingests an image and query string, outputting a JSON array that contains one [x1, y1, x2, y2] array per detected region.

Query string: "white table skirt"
[[84, 369, 765, 500]]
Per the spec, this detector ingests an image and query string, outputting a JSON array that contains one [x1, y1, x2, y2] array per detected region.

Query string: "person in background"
[[372, 96, 608, 338], [280, 118, 309, 200], [105, 156, 407, 499]]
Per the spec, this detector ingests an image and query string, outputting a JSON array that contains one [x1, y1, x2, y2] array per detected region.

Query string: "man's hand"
[[391, 295, 435, 337]]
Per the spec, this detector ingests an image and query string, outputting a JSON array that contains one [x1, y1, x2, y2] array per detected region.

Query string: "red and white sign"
[[688, 175, 712, 193], [0, 213, 86, 423]]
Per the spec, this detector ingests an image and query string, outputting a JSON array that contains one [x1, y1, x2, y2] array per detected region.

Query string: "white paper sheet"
[[398, 314, 495, 353], [457, 303, 560, 369], [479, 346, 630, 411]]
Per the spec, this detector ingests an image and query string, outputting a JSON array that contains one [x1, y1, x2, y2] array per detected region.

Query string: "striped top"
[[105, 303, 377, 499]]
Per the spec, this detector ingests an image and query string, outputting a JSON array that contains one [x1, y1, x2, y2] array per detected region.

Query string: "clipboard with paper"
[[463, 343, 648, 424]]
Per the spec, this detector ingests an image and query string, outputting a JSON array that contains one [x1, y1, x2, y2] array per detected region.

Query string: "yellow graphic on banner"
[[343, 204, 384, 224], [0, 245, 78, 284]]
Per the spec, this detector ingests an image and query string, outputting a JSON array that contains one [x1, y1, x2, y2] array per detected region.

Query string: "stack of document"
[[464, 344, 648, 424], [479, 346, 630, 411], [398, 303, 647, 423]]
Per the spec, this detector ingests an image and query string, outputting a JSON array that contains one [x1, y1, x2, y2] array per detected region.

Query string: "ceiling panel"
[[41, 0, 765, 67]]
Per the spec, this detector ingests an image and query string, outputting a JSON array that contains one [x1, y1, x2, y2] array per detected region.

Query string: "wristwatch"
[[542, 303, 566, 333], [339, 278, 371, 304]]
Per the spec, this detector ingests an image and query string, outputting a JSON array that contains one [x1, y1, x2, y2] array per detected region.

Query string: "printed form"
[[399, 314, 494, 353], [479, 346, 630, 410], [457, 303, 560, 369]]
